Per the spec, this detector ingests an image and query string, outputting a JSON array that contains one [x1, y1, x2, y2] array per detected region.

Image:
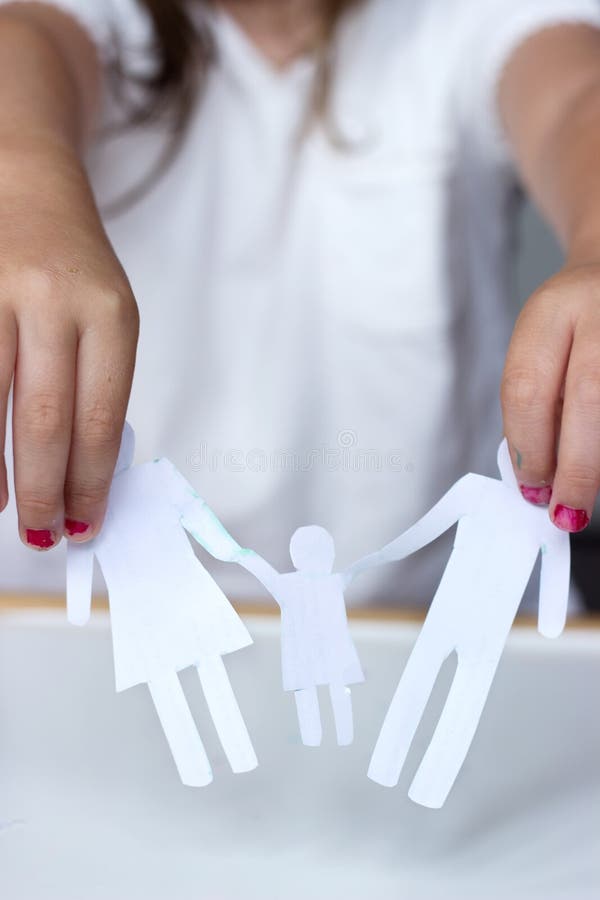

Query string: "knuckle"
[[501, 369, 546, 415], [531, 282, 564, 309], [16, 267, 57, 305], [17, 489, 61, 520], [65, 476, 110, 511], [22, 392, 69, 444], [78, 404, 122, 450], [560, 461, 599, 492], [97, 283, 139, 335], [570, 370, 600, 410]]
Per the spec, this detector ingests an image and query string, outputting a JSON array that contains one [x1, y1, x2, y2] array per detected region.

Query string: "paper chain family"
[[66, 424, 570, 809]]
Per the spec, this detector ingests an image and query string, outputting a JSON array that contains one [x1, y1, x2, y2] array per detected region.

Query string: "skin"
[[0, 0, 598, 549], [0, 3, 138, 548], [498, 24, 600, 530], [222, 0, 324, 67]]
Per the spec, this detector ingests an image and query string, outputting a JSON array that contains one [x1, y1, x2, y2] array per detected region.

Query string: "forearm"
[[528, 81, 600, 262], [0, 3, 100, 156], [549, 86, 600, 263], [0, 4, 107, 279], [500, 24, 600, 262]]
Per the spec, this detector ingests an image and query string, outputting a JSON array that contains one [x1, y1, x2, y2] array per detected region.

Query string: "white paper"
[[236, 526, 364, 746], [66, 423, 258, 785], [351, 439, 570, 808]]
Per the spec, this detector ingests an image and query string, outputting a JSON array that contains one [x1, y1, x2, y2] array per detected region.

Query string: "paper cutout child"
[[66, 423, 257, 787], [235, 526, 365, 747], [349, 438, 570, 808]]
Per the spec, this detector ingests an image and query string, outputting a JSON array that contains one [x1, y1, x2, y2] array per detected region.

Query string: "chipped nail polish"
[[551, 504, 590, 533], [26, 529, 55, 549], [519, 484, 553, 506], [65, 519, 90, 537]]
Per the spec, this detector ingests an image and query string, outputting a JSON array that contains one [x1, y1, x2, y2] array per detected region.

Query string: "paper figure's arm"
[[158, 458, 242, 562], [66, 542, 95, 626], [345, 473, 479, 583], [538, 529, 570, 639], [180, 497, 242, 563], [234, 549, 280, 598]]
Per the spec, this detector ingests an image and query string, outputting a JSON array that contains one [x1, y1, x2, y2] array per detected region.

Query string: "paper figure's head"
[[115, 421, 135, 474], [497, 437, 518, 491], [290, 525, 335, 574]]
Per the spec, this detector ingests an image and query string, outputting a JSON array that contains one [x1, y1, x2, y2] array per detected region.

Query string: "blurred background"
[[518, 202, 599, 612]]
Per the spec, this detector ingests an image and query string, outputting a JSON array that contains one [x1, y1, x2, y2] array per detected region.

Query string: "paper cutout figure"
[[350, 438, 570, 808], [66, 424, 257, 786], [235, 526, 364, 747]]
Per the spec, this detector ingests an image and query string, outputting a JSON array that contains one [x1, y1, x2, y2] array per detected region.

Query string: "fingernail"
[[26, 528, 56, 549], [65, 518, 90, 537], [519, 484, 553, 506], [551, 504, 590, 533]]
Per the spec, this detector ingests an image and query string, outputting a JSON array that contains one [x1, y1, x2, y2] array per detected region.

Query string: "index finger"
[[63, 293, 138, 540], [550, 322, 600, 531]]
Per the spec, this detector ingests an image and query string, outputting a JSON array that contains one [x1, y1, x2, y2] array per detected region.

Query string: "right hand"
[[0, 135, 139, 549]]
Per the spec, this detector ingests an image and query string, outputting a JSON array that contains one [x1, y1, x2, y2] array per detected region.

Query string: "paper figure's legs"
[[294, 687, 322, 746], [409, 657, 498, 809], [196, 655, 258, 774], [368, 629, 446, 788], [329, 683, 353, 746], [148, 672, 212, 787]]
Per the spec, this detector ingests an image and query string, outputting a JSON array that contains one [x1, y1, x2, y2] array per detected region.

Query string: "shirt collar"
[[198, 5, 317, 97], [194, 1, 402, 139]]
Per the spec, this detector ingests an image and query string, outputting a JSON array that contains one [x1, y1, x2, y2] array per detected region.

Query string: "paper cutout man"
[[66, 424, 257, 787], [350, 438, 570, 808], [236, 526, 365, 747]]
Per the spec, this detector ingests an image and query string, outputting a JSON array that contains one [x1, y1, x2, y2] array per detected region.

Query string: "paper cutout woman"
[[350, 438, 570, 808], [236, 526, 365, 747], [66, 424, 257, 787]]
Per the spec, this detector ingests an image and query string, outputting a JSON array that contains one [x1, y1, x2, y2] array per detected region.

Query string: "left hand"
[[501, 260, 600, 531]]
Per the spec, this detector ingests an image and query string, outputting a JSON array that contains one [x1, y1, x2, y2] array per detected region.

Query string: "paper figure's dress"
[[270, 571, 364, 692], [94, 458, 251, 692]]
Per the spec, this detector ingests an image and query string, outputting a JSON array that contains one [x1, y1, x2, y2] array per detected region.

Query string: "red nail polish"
[[65, 519, 90, 536], [519, 484, 553, 506], [26, 529, 55, 549], [551, 504, 590, 533]]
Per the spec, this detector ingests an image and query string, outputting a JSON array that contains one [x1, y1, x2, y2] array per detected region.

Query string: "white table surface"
[[0, 606, 598, 900]]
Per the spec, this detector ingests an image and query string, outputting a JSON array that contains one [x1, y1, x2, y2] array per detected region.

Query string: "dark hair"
[[107, 0, 358, 211], [125, 1, 208, 129]]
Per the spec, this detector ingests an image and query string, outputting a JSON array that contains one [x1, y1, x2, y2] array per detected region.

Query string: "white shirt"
[[2, 0, 599, 605]]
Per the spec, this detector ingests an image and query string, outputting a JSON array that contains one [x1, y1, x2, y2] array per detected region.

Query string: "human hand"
[[0, 137, 138, 549], [501, 261, 600, 531]]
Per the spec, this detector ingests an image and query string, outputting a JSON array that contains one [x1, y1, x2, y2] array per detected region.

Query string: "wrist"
[[0, 128, 80, 165], [0, 132, 87, 198], [565, 226, 600, 267]]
